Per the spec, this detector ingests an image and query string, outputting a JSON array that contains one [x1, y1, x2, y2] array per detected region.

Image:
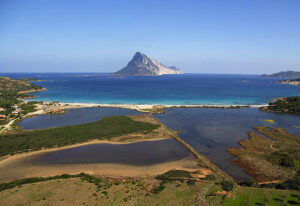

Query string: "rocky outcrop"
[[115, 52, 183, 76], [278, 79, 300, 86]]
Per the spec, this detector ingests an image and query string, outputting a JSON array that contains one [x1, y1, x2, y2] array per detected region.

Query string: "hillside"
[[262, 71, 300, 79], [0, 77, 44, 93]]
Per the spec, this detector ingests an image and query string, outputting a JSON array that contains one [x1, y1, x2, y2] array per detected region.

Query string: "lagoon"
[[154, 108, 300, 180], [19, 107, 140, 129], [35, 139, 190, 166]]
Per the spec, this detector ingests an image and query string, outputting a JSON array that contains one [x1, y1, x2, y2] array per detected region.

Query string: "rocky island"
[[115, 52, 183, 76], [278, 78, 300, 86], [262, 70, 300, 86]]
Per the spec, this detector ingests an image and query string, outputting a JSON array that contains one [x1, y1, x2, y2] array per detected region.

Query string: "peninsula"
[[262, 70, 300, 79], [115, 52, 183, 76]]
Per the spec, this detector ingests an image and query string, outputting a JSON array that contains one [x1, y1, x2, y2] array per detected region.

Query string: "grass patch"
[[0, 116, 159, 156], [295, 160, 300, 169], [0, 173, 84, 192], [223, 186, 300, 206]]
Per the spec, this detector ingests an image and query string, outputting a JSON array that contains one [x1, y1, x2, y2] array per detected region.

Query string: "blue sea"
[[1, 73, 300, 105]]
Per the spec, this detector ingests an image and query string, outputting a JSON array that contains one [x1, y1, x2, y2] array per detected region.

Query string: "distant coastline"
[[278, 79, 300, 86]]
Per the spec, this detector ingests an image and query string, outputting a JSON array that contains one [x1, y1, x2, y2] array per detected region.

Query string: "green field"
[[0, 116, 159, 156], [0, 173, 299, 206], [223, 186, 300, 206]]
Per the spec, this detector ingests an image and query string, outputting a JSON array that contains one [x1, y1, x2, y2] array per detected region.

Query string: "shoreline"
[[0, 115, 229, 183], [0, 137, 172, 164], [18, 88, 46, 94], [23, 100, 267, 114], [0, 134, 202, 183]]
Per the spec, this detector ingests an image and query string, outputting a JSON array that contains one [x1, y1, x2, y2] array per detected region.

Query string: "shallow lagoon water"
[[19, 107, 300, 180], [19, 107, 140, 129], [154, 108, 300, 180], [36, 139, 190, 166]]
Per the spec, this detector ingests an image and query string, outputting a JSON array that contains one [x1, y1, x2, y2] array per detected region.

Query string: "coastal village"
[[0, 105, 23, 120], [0, 101, 67, 133]]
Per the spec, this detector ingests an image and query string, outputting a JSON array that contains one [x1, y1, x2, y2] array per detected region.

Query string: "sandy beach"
[[23, 100, 267, 115]]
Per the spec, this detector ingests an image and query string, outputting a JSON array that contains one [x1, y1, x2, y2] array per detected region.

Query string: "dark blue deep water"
[[2, 73, 300, 105]]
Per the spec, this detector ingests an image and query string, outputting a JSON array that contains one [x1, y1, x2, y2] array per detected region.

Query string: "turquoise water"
[[2, 73, 300, 105]]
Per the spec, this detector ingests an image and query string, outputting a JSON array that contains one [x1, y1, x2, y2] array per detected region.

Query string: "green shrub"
[[155, 170, 192, 181], [238, 180, 254, 187], [221, 181, 234, 191], [151, 182, 165, 194], [186, 180, 196, 186], [267, 152, 295, 168]]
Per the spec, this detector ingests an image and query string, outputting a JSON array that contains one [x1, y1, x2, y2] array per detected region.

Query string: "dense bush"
[[201, 174, 216, 181], [238, 180, 254, 187], [0, 116, 159, 156], [268, 96, 300, 114], [155, 170, 192, 181], [221, 181, 234, 191], [260, 171, 300, 191], [151, 182, 166, 194], [186, 179, 196, 186], [267, 152, 295, 168]]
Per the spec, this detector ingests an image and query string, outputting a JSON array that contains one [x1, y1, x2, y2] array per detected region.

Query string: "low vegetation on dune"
[[228, 126, 300, 186], [0, 116, 159, 156], [261, 96, 300, 114], [0, 171, 299, 206]]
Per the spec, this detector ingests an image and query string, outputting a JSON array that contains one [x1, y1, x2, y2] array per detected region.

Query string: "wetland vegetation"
[[228, 126, 300, 185]]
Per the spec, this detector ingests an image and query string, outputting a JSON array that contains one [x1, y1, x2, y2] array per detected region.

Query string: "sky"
[[0, 0, 300, 74]]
